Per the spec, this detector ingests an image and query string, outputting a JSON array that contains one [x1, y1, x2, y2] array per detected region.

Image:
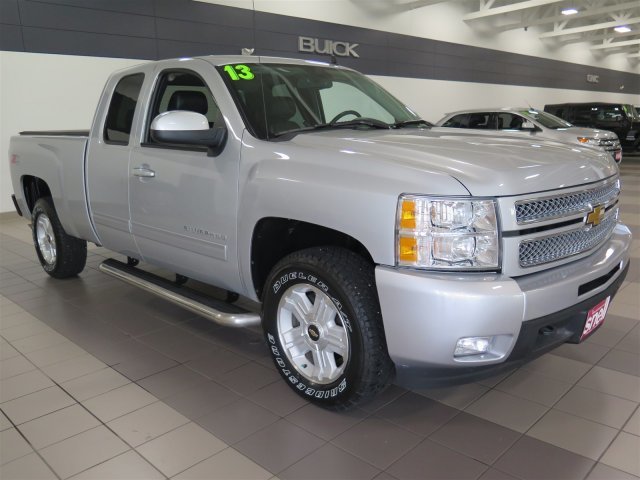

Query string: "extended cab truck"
[[9, 56, 632, 409]]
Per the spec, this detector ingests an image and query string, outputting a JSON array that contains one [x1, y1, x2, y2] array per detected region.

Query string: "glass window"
[[467, 112, 494, 129], [217, 63, 420, 139], [146, 70, 221, 144], [104, 73, 145, 144], [519, 110, 572, 129], [442, 114, 470, 128]]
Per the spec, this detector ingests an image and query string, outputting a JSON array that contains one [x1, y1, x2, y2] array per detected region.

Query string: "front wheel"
[[32, 197, 87, 279], [263, 247, 393, 410]]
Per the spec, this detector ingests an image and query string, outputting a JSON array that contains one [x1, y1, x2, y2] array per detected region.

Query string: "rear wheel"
[[32, 197, 87, 279], [263, 247, 393, 410]]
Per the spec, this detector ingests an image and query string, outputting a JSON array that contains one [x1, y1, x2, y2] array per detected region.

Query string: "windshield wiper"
[[271, 118, 391, 138], [392, 119, 433, 128]]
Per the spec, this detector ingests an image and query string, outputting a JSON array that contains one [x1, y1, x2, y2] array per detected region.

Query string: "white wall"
[[0, 51, 143, 213], [198, 0, 639, 74]]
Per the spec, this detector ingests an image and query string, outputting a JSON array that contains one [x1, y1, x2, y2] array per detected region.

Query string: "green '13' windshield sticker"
[[224, 64, 254, 80]]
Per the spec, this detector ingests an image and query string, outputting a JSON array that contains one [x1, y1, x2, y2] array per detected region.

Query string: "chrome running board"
[[99, 259, 260, 328]]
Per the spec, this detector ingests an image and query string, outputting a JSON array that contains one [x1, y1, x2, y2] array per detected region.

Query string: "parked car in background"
[[435, 107, 622, 163], [544, 102, 639, 153]]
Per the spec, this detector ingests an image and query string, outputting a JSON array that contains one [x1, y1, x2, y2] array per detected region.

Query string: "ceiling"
[[402, 0, 640, 60]]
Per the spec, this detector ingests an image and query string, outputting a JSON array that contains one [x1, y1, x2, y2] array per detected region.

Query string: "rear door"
[[128, 62, 243, 291], [86, 71, 146, 256]]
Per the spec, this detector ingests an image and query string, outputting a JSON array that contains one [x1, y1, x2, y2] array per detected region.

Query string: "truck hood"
[[562, 127, 619, 140], [287, 129, 617, 197]]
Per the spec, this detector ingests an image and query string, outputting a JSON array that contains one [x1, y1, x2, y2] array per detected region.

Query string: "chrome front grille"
[[519, 211, 618, 268], [515, 178, 619, 224]]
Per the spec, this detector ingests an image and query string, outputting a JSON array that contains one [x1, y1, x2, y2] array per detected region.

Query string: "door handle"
[[132, 166, 156, 178]]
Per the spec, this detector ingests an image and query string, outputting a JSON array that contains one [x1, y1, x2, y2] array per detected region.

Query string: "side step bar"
[[99, 259, 261, 328]]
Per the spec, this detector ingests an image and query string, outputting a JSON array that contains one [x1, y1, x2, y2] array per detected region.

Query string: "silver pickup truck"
[[9, 56, 632, 409]]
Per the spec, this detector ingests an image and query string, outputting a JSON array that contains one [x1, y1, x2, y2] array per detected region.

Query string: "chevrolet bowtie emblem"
[[586, 205, 605, 227]]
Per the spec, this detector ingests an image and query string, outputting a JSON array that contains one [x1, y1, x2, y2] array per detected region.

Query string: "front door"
[[129, 65, 242, 292]]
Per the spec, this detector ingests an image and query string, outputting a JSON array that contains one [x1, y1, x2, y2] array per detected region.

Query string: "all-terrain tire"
[[32, 197, 87, 279], [262, 246, 393, 410]]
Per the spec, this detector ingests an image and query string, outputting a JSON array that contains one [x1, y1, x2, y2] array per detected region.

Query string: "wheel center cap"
[[307, 324, 321, 342]]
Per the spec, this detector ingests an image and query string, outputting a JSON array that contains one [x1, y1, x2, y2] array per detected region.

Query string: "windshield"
[[520, 109, 572, 129], [217, 63, 422, 139]]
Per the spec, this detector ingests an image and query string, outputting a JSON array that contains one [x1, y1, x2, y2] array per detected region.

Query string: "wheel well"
[[251, 218, 374, 300], [22, 176, 52, 213]]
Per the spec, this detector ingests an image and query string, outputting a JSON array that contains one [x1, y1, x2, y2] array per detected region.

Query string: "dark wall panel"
[[1, 0, 21, 24], [1, 0, 637, 95], [0, 23, 23, 51], [22, 27, 157, 59]]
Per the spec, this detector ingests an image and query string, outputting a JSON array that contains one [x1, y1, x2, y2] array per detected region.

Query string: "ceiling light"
[[615, 26, 631, 33], [561, 8, 578, 15]]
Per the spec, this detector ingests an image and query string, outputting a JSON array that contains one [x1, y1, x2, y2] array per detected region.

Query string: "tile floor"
[[0, 158, 639, 480]]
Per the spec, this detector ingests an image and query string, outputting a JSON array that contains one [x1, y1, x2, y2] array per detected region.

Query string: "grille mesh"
[[519, 213, 617, 268], [516, 180, 619, 224]]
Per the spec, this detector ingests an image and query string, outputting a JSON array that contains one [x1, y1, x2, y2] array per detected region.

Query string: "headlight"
[[577, 137, 600, 146], [396, 196, 499, 270]]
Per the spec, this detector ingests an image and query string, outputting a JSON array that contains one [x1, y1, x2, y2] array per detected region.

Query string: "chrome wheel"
[[277, 284, 350, 384], [36, 214, 56, 265]]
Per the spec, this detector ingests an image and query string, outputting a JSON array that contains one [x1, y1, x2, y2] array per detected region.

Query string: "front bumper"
[[375, 223, 631, 388]]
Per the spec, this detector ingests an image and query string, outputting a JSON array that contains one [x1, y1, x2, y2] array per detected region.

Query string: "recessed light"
[[615, 26, 631, 33], [561, 8, 578, 15]]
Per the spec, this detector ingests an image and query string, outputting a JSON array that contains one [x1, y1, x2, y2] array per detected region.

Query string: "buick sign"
[[298, 36, 360, 58]]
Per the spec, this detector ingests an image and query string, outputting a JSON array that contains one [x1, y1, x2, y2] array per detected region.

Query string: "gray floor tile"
[[359, 384, 407, 413], [137, 365, 208, 400], [0, 410, 11, 431], [465, 389, 548, 433], [235, 419, 325, 474], [107, 401, 190, 447], [288, 401, 368, 439], [495, 369, 573, 407], [41, 353, 107, 383], [386, 438, 487, 480], [164, 380, 241, 420], [416, 382, 489, 410], [0, 427, 33, 465], [623, 407, 640, 436], [136, 422, 226, 477], [81, 382, 157, 423], [174, 447, 272, 480], [110, 343, 178, 381], [578, 366, 640, 402], [375, 391, 459, 436], [0, 452, 57, 479], [18, 404, 100, 449], [0, 354, 36, 380], [1, 385, 75, 425], [71, 450, 164, 480], [39, 426, 129, 479], [185, 348, 250, 379], [215, 362, 280, 396], [616, 325, 640, 355], [527, 409, 618, 460], [0, 369, 53, 403], [61, 367, 130, 401], [598, 349, 640, 377], [249, 380, 309, 417], [600, 432, 640, 477], [24, 341, 87, 368], [279, 443, 380, 480], [137, 326, 214, 363], [478, 469, 519, 480], [494, 436, 594, 480], [555, 385, 638, 429], [521, 353, 591, 384], [196, 398, 279, 444], [10, 329, 69, 354], [430, 412, 520, 464], [332, 417, 422, 470], [586, 462, 640, 480], [553, 342, 611, 365]]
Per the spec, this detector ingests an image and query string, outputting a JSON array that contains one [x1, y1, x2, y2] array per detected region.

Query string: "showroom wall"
[[1, 0, 639, 213]]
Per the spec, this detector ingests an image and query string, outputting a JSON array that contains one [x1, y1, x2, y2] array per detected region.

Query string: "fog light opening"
[[454, 336, 492, 357]]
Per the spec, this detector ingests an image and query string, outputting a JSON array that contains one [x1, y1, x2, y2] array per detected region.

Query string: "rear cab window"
[[104, 73, 145, 145]]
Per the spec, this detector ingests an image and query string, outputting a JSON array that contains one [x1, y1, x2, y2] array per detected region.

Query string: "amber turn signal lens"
[[398, 236, 417, 262], [400, 200, 416, 229]]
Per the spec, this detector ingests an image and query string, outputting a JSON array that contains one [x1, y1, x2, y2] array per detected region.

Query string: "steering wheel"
[[330, 110, 362, 124]]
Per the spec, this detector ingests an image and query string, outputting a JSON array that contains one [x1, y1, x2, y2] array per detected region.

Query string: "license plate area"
[[580, 296, 610, 341]]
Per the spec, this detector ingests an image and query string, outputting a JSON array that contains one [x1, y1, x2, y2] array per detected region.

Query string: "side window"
[[442, 114, 469, 128], [468, 112, 493, 129], [146, 70, 221, 144], [104, 73, 145, 145], [497, 113, 524, 130]]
